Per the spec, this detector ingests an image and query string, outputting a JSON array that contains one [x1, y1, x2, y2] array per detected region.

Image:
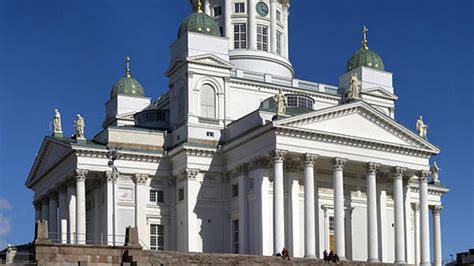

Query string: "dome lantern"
[[110, 56, 145, 98], [346, 26, 385, 72]]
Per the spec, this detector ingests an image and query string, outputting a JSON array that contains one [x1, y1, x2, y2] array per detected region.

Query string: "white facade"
[[26, 1, 448, 265]]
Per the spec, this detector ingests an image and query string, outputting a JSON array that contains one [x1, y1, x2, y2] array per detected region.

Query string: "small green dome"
[[110, 56, 145, 98], [178, 11, 220, 38], [111, 77, 144, 98], [346, 47, 385, 72]]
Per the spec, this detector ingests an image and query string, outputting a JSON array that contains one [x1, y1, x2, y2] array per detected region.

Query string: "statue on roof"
[[51, 109, 63, 137], [273, 88, 287, 116], [347, 73, 361, 101], [74, 114, 85, 139], [430, 161, 441, 183], [416, 115, 428, 139]]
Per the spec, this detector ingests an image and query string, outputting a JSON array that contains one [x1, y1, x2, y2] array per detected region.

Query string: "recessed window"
[[234, 2, 245, 13], [232, 219, 239, 254], [206, 131, 214, 137], [276, 31, 282, 55], [150, 189, 164, 203], [257, 25, 268, 51], [286, 95, 314, 109], [329, 216, 335, 232], [213, 6, 222, 17], [234, 23, 247, 49], [178, 188, 185, 202], [232, 183, 239, 198], [150, 224, 165, 250], [276, 10, 281, 22]]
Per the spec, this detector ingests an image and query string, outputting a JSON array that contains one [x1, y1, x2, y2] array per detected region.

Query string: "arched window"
[[178, 87, 186, 121], [200, 84, 216, 118]]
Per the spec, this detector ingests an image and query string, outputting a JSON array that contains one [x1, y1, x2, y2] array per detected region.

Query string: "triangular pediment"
[[187, 54, 234, 69], [26, 137, 73, 187], [362, 87, 398, 100], [275, 101, 439, 153]]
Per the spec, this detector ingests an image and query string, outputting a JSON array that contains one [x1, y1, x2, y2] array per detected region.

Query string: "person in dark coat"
[[323, 250, 330, 262], [281, 247, 290, 260]]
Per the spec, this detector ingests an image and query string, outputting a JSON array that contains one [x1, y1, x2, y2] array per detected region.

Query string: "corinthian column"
[[134, 173, 148, 247], [366, 162, 380, 262], [418, 171, 430, 266], [393, 166, 407, 263], [75, 169, 88, 244], [333, 157, 347, 259], [67, 183, 76, 244], [303, 153, 317, 258], [48, 192, 58, 239], [58, 186, 68, 244], [272, 150, 287, 255], [431, 205, 443, 266]]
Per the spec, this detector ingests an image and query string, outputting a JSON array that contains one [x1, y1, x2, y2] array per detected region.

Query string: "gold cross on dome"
[[362, 26, 369, 49]]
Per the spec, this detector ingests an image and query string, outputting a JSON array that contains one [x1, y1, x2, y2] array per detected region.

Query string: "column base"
[[395, 260, 407, 264], [368, 258, 379, 262], [420, 262, 430, 266], [304, 255, 316, 258]]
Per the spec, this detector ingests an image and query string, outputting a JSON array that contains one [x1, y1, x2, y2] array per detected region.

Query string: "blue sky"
[[0, 0, 472, 261]]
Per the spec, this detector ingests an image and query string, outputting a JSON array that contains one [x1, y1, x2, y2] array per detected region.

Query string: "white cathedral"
[[26, 0, 448, 265]]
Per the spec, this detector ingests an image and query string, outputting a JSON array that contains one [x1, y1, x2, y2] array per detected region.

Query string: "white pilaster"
[[105, 171, 117, 245], [67, 184, 76, 244], [413, 203, 420, 265], [272, 150, 286, 255], [134, 174, 148, 247], [322, 206, 329, 252], [248, 0, 257, 50], [184, 169, 202, 252], [432, 205, 443, 266], [288, 177, 300, 257], [238, 165, 249, 254], [58, 186, 68, 244], [303, 153, 317, 258], [418, 171, 430, 266], [377, 187, 387, 262], [366, 162, 380, 262], [75, 169, 88, 245], [270, 0, 277, 53], [333, 158, 347, 259], [253, 168, 271, 255], [93, 182, 101, 244], [48, 193, 58, 240], [393, 166, 406, 263], [224, 0, 232, 49]]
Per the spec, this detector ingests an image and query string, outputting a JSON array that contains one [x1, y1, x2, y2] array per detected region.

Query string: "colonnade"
[[267, 150, 443, 264]]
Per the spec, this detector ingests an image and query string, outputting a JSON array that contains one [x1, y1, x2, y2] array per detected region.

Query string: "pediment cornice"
[[362, 87, 398, 100]]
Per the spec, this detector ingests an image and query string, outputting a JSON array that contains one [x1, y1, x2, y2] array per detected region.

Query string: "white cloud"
[[0, 198, 12, 210], [0, 213, 11, 236]]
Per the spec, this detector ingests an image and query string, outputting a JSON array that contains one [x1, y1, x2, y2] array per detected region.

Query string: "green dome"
[[111, 76, 145, 98], [346, 47, 385, 72], [110, 56, 145, 98], [178, 11, 220, 38]]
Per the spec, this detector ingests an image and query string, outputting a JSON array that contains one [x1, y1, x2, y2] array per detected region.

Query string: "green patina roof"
[[346, 47, 385, 72], [111, 56, 145, 98], [111, 76, 145, 98], [178, 11, 220, 38]]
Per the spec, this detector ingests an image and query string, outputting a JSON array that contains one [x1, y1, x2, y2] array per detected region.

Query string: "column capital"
[[303, 153, 318, 166], [105, 171, 119, 182], [411, 202, 420, 211], [392, 166, 407, 178], [430, 205, 443, 214], [366, 162, 380, 174], [333, 157, 347, 170], [418, 170, 430, 182], [236, 163, 250, 176], [75, 169, 88, 181], [271, 150, 288, 162], [249, 156, 271, 171], [181, 168, 199, 180], [133, 173, 149, 185]]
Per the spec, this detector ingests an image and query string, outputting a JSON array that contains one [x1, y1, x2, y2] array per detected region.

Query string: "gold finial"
[[362, 26, 369, 49], [125, 56, 131, 78], [197, 0, 203, 13]]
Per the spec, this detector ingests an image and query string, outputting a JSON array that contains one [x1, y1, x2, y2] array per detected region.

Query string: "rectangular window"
[[232, 183, 239, 198], [257, 25, 268, 51], [213, 6, 222, 17], [178, 188, 185, 202], [276, 31, 282, 55], [233, 23, 247, 49], [206, 131, 214, 137], [234, 2, 245, 13], [219, 26, 224, 37], [329, 216, 335, 232], [150, 224, 165, 250], [150, 190, 165, 203], [276, 10, 281, 22], [232, 219, 239, 254]]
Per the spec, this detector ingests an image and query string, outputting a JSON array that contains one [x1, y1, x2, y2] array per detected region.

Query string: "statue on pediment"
[[430, 161, 441, 183], [273, 88, 287, 116], [51, 109, 63, 137], [347, 73, 361, 101], [74, 114, 85, 139], [416, 115, 428, 139]]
